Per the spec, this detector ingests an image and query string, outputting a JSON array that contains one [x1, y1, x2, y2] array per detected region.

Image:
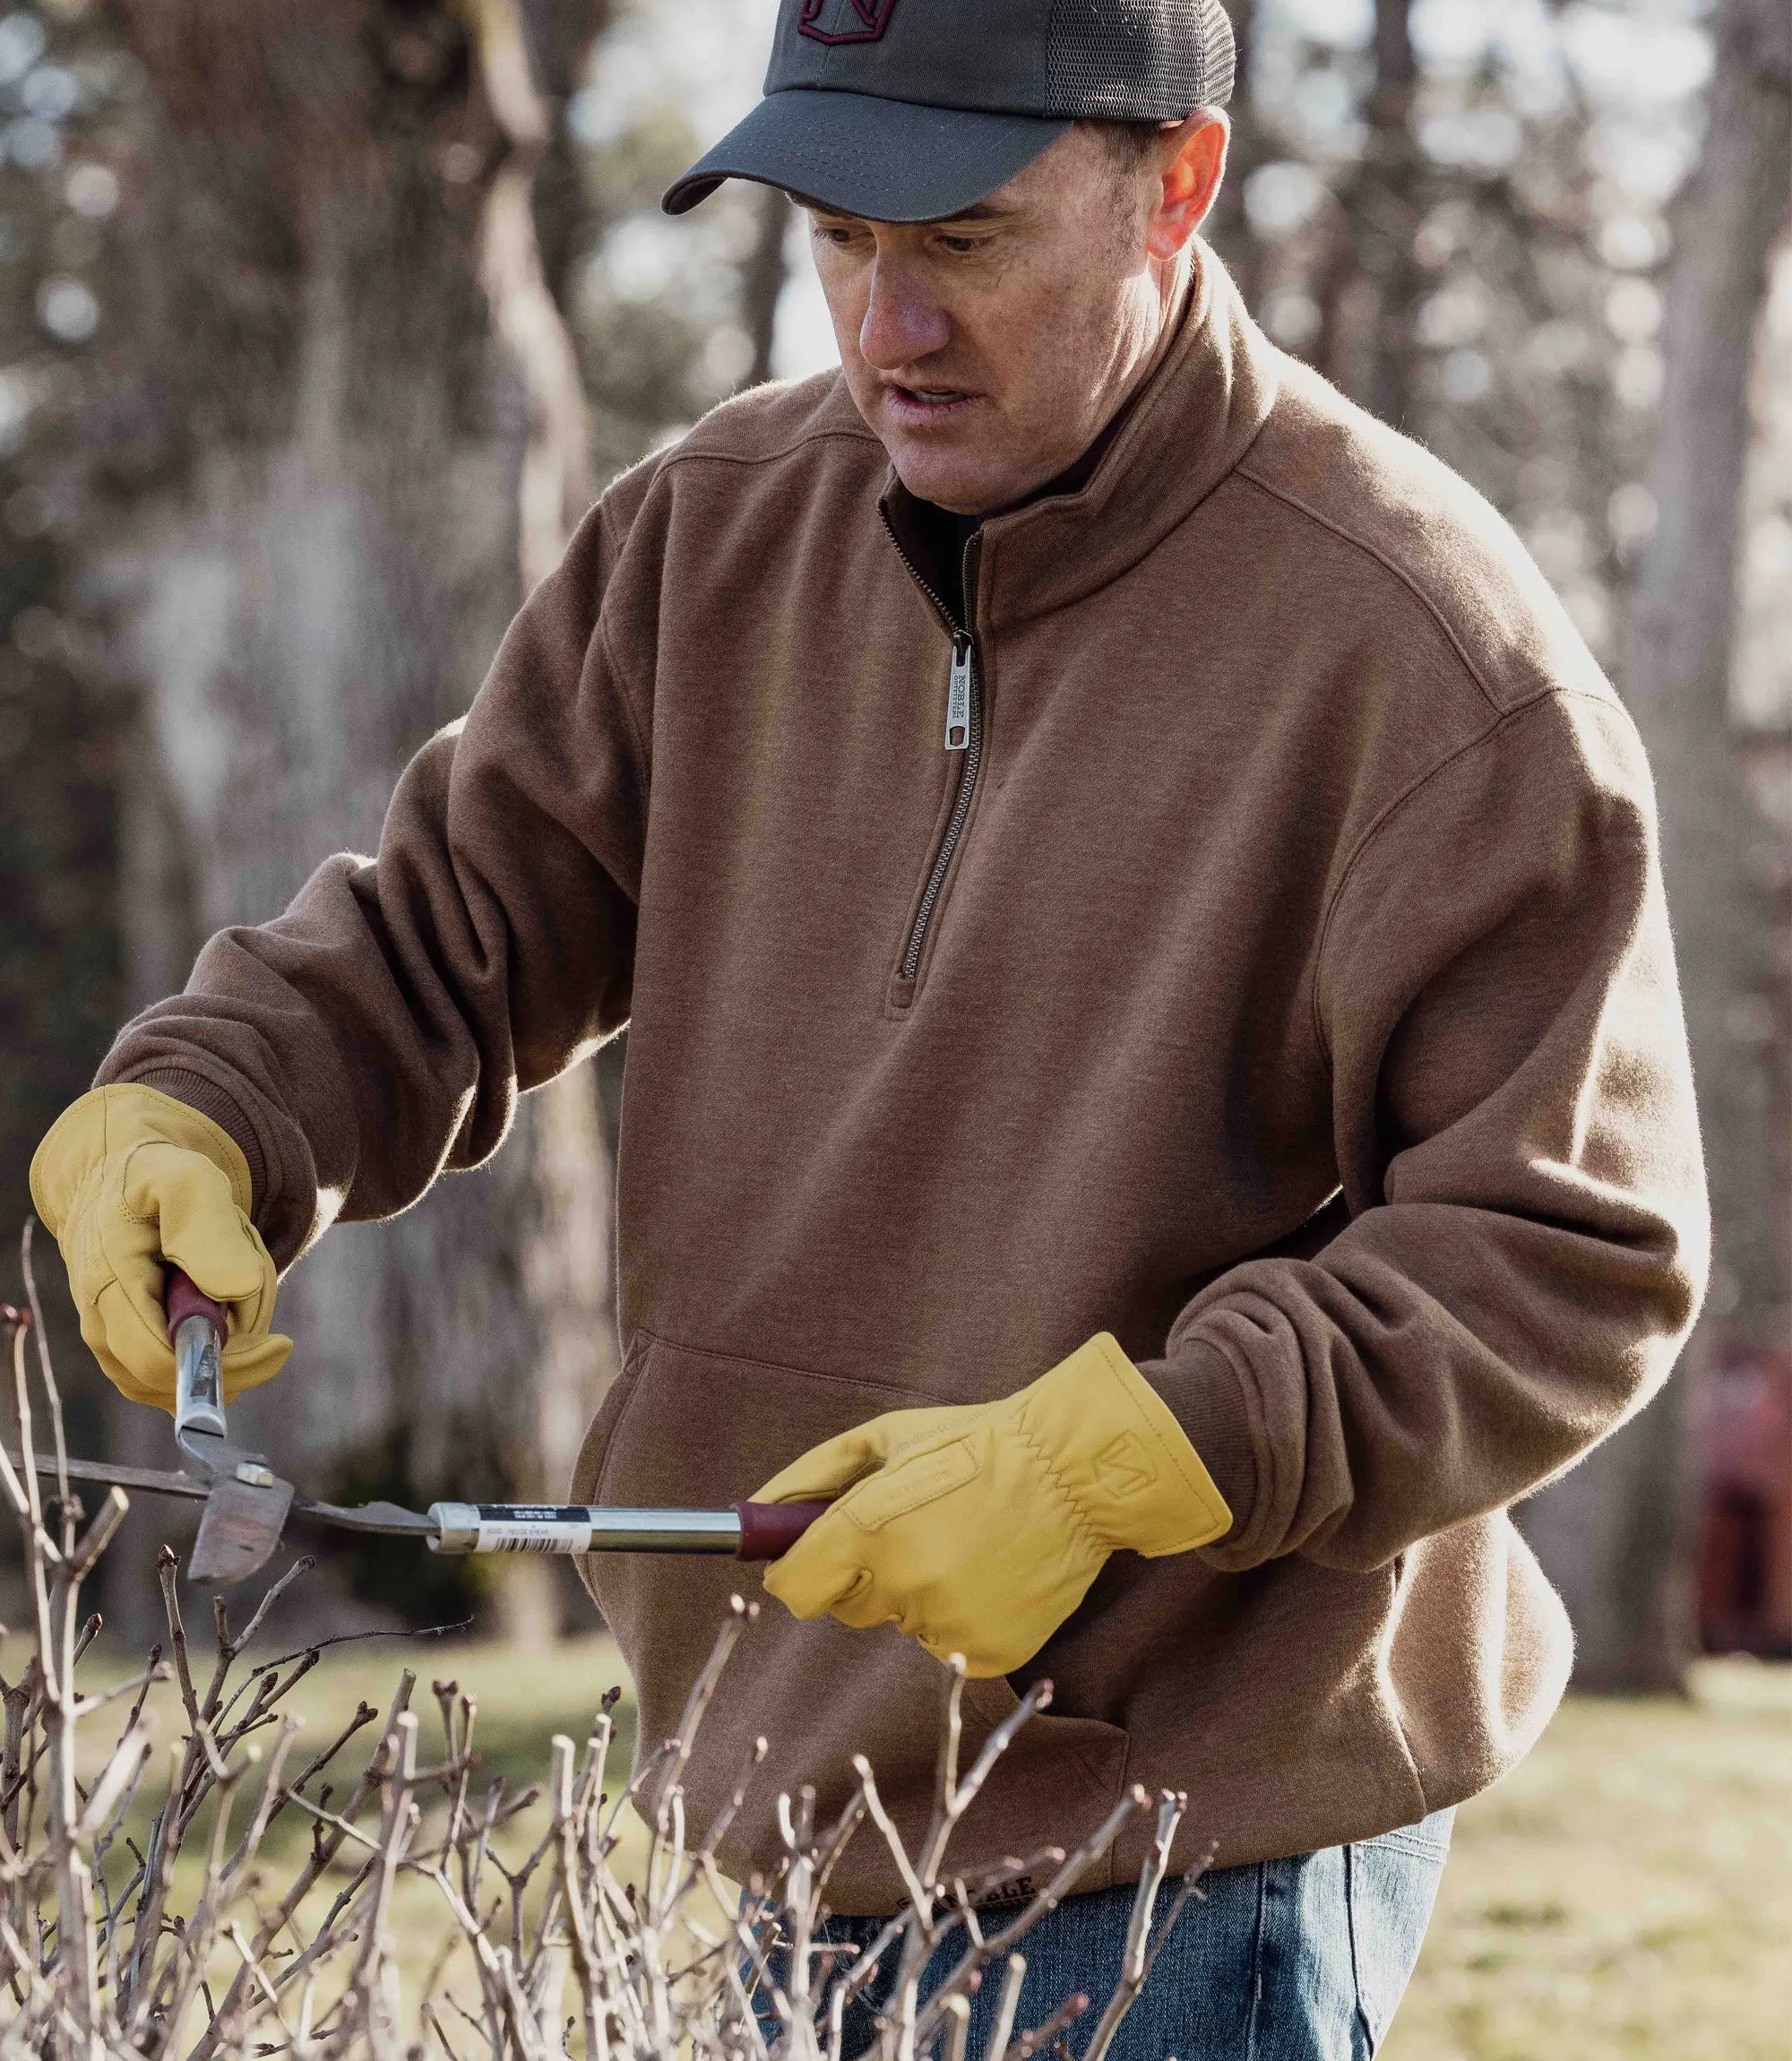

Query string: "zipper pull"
[[944, 633, 972, 752]]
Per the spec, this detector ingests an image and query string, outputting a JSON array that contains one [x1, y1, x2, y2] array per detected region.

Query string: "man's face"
[[806, 117, 1226, 516]]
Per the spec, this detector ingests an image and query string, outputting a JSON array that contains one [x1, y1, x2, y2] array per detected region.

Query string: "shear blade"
[[187, 1471, 295, 1585]]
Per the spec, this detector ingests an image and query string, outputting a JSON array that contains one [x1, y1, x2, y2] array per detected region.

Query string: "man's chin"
[[885, 443, 1024, 520]]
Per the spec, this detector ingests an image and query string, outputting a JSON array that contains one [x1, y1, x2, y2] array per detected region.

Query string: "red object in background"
[[1696, 1349, 1792, 1657]]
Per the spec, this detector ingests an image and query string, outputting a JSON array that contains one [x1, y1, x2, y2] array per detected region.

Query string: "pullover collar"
[[878, 245, 1281, 636]]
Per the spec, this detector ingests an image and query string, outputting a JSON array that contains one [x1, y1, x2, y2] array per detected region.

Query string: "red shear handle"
[[165, 1268, 229, 1343], [734, 1500, 831, 1561]]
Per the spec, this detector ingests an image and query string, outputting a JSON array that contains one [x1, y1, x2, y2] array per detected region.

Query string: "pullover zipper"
[[880, 509, 985, 987]]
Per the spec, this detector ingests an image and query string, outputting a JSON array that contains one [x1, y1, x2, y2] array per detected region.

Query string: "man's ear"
[[1146, 112, 1229, 262]]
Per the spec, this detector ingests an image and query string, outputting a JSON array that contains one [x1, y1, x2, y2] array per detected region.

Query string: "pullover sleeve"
[[1148, 687, 1710, 1573], [95, 496, 650, 1268]]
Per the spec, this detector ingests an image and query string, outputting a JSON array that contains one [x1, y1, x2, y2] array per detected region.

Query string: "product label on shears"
[[473, 1505, 593, 1554]]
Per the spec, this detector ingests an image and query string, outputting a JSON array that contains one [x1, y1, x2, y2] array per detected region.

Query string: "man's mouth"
[[883, 382, 980, 426]]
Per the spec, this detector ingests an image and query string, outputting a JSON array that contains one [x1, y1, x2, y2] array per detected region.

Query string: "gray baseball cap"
[[662, 0, 1236, 223]]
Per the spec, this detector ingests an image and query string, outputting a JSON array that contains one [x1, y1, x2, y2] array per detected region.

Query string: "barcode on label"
[[474, 1522, 594, 1554]]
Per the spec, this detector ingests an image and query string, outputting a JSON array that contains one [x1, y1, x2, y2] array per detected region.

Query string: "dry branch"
[[1, 1243, 1205, 2058]]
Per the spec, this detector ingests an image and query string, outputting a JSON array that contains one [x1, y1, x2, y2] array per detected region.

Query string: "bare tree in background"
[[470, 0, 621, 1642], [1202, 0, 1263, 305], [92, 0, 616, 1643], [1315, 0, 1422, 425], [741, 185, 792, 389], [1521, 0, 1792, 1690]]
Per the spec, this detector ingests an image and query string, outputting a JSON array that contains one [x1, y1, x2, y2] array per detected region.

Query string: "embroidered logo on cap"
[[798, 0, 899, 45]]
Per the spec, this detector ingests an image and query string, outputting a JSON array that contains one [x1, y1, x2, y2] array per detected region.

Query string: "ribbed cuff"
[[125, 1069, 268, 1212], [1143, 1339, 1258, 1550]]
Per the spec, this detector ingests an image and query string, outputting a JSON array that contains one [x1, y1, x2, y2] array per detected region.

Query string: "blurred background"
[[0, 0, 1786, 2047]]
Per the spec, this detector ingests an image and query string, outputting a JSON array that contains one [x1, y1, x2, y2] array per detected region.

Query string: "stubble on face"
[[807, 125, 1180, 517]]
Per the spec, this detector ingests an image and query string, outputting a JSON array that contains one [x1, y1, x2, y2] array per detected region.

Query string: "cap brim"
[[662, 89, 1072, 222]]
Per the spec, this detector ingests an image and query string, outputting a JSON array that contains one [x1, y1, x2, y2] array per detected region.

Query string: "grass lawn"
[[29, 1625, 1792, 2056], [1384, 1658, 1791, 2061]]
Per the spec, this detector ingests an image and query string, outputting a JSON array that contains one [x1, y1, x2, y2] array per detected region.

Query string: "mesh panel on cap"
[[1045, 0, 1236, 118]]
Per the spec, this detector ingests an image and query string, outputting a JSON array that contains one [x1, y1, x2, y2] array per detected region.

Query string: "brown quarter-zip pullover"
[[100, 249, 1709, 1910]]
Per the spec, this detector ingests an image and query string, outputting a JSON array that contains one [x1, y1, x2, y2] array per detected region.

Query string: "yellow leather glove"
[[29, 1083, 291, 1410], [754, 1333, 1231, 1677]]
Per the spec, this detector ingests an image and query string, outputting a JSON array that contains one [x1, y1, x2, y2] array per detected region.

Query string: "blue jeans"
[[759, 1808, 1452, 2058]]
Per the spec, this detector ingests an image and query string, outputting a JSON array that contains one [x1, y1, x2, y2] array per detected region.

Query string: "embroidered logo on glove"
[[1095, 1431, 1158, 1500]]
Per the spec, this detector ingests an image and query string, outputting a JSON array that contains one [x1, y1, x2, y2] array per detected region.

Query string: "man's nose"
[[858, 258, 951, 372]]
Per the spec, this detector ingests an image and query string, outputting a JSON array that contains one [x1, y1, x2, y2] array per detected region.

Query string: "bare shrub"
[[1, 1253, 1205, 2059]]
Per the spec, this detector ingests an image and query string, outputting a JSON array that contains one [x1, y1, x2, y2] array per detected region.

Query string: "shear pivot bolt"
[[235, 1462, 277, 1488]]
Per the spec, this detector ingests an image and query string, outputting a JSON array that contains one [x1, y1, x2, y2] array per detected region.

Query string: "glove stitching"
[[1011, 1421, 1108, 1557], [842, 1440, 978, 1531]]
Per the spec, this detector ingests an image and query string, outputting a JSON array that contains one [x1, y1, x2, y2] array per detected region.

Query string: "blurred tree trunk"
[[1202, 0, 1264, 306], [0, 4, 145, 1496], [740, 186, 791, 389], [465, 0, 616, 1644], [1316, 0, 1421, 425], [94, 0, 616, 1643], [1520, 0, 1792, 1692]]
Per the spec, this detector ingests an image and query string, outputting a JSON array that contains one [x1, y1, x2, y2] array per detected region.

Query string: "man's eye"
[[938, 235, 980, 254]]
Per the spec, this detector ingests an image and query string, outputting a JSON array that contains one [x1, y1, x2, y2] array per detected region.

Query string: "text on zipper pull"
[[944, 634, 972, 751]]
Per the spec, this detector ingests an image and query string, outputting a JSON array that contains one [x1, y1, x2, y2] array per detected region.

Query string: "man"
[[31, 1, 1708, 2052]]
